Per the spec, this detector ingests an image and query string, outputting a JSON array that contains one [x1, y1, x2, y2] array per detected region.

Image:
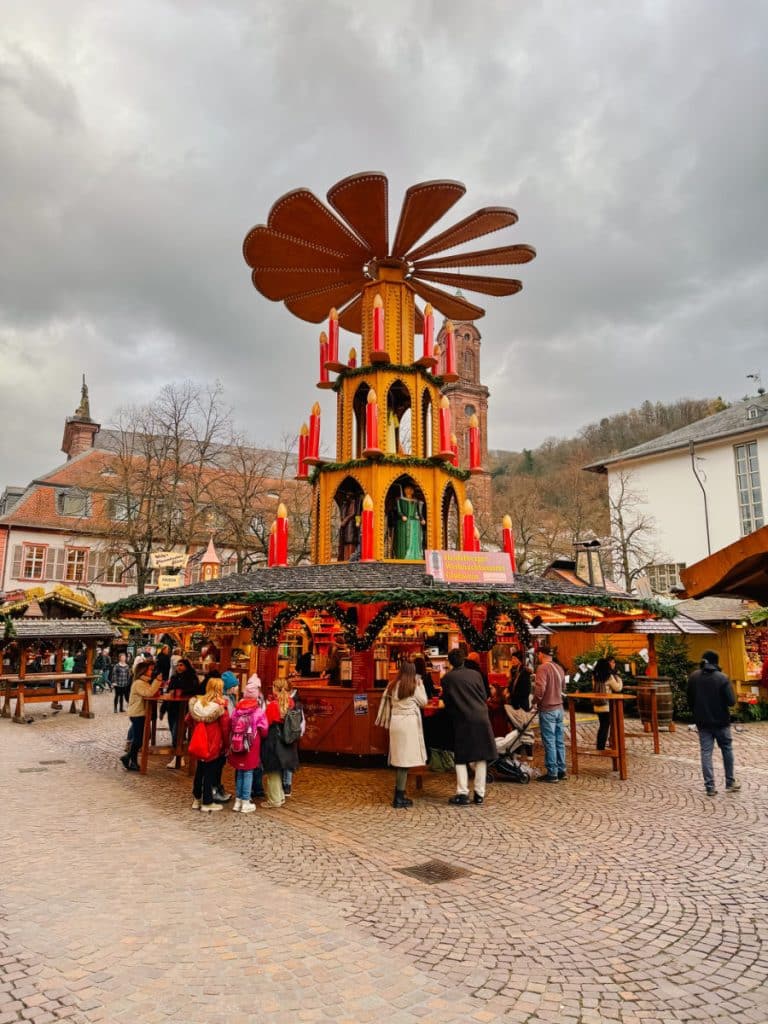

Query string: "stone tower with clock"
[[436, 317, 492, 515]]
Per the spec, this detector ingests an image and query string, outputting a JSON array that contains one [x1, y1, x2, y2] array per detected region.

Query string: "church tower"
[[436, 318, 492, 514], [61, 375, 100, 459]]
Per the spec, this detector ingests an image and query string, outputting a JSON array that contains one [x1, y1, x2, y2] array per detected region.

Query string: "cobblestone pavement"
[[2, 696, 767, 1024]]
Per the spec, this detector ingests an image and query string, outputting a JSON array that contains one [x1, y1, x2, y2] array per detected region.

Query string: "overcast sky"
[[1, 0, 766, 486]]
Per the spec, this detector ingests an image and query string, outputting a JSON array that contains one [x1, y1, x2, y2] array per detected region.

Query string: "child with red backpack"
[[186, 677, 231, 812], [228, 677, 269, 814]]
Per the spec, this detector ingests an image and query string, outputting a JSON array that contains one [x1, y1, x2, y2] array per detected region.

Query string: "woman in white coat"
[[383, 661, 427, 809]]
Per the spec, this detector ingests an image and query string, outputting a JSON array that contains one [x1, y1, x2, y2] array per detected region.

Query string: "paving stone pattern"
[[1, 696, 767, 1023]]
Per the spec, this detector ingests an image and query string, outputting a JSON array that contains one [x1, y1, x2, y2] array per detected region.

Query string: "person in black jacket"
[[687, 650, 740, 796], [440, 650, 496, 806]]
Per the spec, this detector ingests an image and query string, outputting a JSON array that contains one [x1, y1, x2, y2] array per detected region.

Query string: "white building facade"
[[586, 395, 768, 593]]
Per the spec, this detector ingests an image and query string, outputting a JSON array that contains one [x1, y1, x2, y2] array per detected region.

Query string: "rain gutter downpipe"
[[689, 440, 711, 556]]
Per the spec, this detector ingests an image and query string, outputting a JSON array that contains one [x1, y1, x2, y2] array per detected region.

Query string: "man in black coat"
[[687, 649, 740, 796], [440, 649, 497, 805]]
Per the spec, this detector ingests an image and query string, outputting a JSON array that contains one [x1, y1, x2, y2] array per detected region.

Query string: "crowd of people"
[[117, 648, 305, 813]]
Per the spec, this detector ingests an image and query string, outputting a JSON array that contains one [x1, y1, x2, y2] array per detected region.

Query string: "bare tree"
[[607, 470, 659, 590]]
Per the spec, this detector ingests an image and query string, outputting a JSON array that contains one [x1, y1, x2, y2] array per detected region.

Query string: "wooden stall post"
[[80, 641, 95, 718], [13, 644, 29, 722], [568, 696, 579, 777]]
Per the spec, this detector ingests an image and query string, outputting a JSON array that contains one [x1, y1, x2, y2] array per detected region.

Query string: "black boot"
[[212, 786, 232, 804], [392, 789, 413, 809]]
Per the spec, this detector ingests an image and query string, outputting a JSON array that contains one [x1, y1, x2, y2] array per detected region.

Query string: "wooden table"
[[139, 694, 189, 774], [1, 673, 96, 722], [565, 692, 635, 780]]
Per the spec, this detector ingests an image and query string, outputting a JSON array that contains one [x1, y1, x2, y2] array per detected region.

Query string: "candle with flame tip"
[[468, 413, 481, 470], [327, 308, 339, 364], [297, 422, 309, 478], [450, 432, 459, 467], [361, 494, 374, 561], [423, 303, 434, 360], [462, 499, 476, 552], [348, 346, 357, 368], [308, 402, 321, 460], [372, 294, 384, 354], [444, 320, 457, 377], [319, 331, 329, 385], [275, 503, 289, 566], [364, 389, 381, 453], [502, 514, 517, 572], [439, 396, 453, 456]]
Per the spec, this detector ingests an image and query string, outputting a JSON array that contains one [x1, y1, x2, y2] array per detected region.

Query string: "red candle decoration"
[[327, 307, 340, 367], [348, 346, 357, 368], [430, 342, 441, 374], [450, 432, 459, 467], [363, 389, 382, 456], [416, 302, 437, 368], [371, 293, 387, 362], [462, 499, 476, 552], [275, 503, 289, 566], [473, 526, 481, 552], [438, 396, 453, 458], [468, 413, 481, 471], [502, 513, 517, 572], [297, 422, 309, 479], [443, 319, 458, 379], [267, 522, 276, 567], [307, 401, 321, 462], [318, 331, 330, 386], [360, 494, 374, 562]]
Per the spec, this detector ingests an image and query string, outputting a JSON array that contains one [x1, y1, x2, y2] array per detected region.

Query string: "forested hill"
[[490, 397, 724, 478], [487, 396, 723, 574]]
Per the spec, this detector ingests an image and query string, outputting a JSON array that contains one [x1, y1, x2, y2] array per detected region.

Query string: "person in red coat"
[[228, 678, 268, 815], [186, 677, 230, 813]]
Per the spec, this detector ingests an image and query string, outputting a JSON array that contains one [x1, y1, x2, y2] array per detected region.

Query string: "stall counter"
[[294, 679, 388, 757]]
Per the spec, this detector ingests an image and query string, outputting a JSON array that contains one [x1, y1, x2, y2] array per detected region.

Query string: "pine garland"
[[309, 456, 470, 485], [331, 364, 447, 390]]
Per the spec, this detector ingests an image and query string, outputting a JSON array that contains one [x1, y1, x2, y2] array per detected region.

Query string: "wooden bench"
[[1, 674, 95, 722]]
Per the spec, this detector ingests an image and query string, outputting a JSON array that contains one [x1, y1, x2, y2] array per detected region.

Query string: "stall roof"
[[627, 614, 716, 635], [7, 619, 118, 641], [104, 561, 666, 627], [673, 597, 756, 623], [680, 525, 768, 603]]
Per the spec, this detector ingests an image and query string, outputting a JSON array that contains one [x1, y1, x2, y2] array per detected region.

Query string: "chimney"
[[61, 374, 100, 459]]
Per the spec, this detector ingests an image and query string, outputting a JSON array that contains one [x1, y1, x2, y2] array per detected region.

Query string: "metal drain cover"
[[18, 767, 47, 774], [395, 860, 470, 885]]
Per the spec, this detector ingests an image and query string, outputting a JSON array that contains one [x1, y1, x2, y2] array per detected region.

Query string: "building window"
[[57, 490, 89, 517], [734, 441, 764, 536], [65, 548, 88, 583], [106, 495, 139, 521], [464, 403, 476, 418], [647, 562, 686, 595], [22, 545, 46, 580]]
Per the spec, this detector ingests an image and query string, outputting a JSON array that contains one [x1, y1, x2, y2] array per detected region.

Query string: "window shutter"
[[44, 549, 56, 580], [87, 550, 99, 583], [11, 545, 22, 578], [54, 548, 66, 581]]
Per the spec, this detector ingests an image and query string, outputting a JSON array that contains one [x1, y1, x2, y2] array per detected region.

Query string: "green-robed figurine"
[[393, 485, 426, 560]]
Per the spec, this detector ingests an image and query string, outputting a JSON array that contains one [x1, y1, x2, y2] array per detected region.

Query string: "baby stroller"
[[488, 708, 538, 784]]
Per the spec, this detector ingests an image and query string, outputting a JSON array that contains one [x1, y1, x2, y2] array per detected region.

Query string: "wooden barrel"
[[637, 678, 674, 730]]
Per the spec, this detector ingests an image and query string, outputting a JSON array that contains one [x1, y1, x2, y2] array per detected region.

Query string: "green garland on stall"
[[331, 364, 447, 391], [2, 615, 17, 641], [309, 456, 470, 485]]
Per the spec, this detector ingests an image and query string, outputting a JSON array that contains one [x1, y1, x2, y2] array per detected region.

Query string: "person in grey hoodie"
[[687, 650, 740, 796]]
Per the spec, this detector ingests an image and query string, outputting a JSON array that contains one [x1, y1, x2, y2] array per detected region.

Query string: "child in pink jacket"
[[227, 677, 268, 814]]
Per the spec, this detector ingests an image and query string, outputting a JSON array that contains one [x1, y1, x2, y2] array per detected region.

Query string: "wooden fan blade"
[[415, 243, 536, 270], [337, 294, 362, 334], [267, 189, 370, 257], [405, 207, 519, 262], [284, 280, 366, 323], [243, 226, 361, 271], [415, 271, 522, 297], [409, 280, 485, 321], [413, 305, 424, 336], [391, 180, 466, 257], [252, 268, 366, 302], [327, 172, 389, 255]]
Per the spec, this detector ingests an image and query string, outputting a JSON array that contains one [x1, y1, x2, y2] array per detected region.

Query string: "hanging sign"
[[150, 551, 189, 569], [425, 550, 514, 585], [353, 693, 369, 716], [157, 574, 183, 590]]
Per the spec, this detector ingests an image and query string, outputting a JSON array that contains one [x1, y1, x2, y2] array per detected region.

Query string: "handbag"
[[187, 721, 211, 760], [375, 691, 392, 729]]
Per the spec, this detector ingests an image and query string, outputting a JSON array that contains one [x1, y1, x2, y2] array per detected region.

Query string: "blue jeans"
[[697, 725, 735, 790], [235, 769, 254, 800], [539, 708, 566, 778], [282, 769, 293, 791]]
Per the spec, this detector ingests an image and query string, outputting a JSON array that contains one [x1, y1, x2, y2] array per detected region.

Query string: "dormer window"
[[57, 489, 90, 517], [746, 405, 761, 421]]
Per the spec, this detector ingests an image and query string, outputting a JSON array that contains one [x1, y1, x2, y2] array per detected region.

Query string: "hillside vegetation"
[[488, 397, 723, 575]]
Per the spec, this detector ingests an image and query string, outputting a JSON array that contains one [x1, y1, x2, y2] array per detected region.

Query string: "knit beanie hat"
[[244, 676, 262, 700], [221, 671, 239, 692]]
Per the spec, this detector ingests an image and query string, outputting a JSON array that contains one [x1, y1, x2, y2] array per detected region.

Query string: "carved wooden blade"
[[252, 268, 365, 302], [415, 243, 536, 270], [415, 271, 523, 297], [409, 280, 485, 321], [327, 172, 389, 255], [337, 294, 362, 334], [267, 189, 370, 257], [413, 305, 424, 336], [391, 180, 466, 258], [405, 207, 519, 262], [284, 280, 366, 323], [243, 226, 361, 271]]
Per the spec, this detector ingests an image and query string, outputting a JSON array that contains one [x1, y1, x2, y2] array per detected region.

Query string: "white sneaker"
[[191, 798, 201, 810], [232, 799, 242, 812], [240, 800, 256, 814], [200, 803, 223, 813], [167, 758, 178, 769]]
